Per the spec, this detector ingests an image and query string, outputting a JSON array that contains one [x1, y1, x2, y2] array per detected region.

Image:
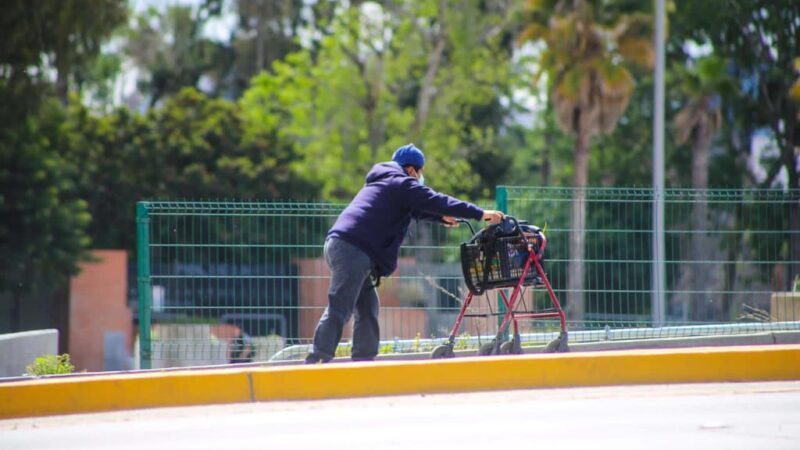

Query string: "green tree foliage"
[[671, 0, 800, 293], [0, 0, 127, 104], [672, 56, 736, 190], [228, 0, 306, 96], [791, 58, 800, 109], [0, 2, 116, 327], [0, 99, 91, 301], [672, 0, 799, 190], [50, 88, 314, 252], [241, 0, 518, 201], [148, 88, 313, 199], [47, 0, 128, 104], [3, 0, 798, 332]]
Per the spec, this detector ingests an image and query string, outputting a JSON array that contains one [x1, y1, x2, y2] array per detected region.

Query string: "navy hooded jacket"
[[328, 162, 484, 276]]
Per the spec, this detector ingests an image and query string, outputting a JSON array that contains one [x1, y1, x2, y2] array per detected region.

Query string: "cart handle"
[[455, 215, 519, 236], [455, 218, 476, 235]]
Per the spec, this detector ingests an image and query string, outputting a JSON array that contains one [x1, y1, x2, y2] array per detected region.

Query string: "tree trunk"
[[12, 288, 22, 332], [542, 129, 552, 186], [366, 96, 380, 161], [412, 0, 447, 141], [365, 54, 385, 162], [567, 131, 589, 323], [689, 126, 713, 321], [256, 1, 265, 72], [783, 114, 799, 293], [413, 35, 445, 139], [788, 191, 800, 293], [56, 60, 69, 105], [722, 235, 737, 321]]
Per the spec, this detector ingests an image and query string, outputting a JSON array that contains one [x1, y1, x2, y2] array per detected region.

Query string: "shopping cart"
[[431, 216, 569, 358]]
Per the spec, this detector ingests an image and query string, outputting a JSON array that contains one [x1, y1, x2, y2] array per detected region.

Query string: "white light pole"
[[652, 0, 667, 327]]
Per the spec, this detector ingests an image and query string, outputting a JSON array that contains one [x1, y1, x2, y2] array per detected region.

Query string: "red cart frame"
[[431, 217, 569, 358]]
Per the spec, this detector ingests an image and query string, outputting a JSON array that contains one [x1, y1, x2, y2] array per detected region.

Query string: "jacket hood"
[[365, 161, 408, 184]]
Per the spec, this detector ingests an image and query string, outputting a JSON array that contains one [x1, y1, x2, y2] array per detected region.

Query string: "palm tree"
[[791, 57, 800, 121], [672, 56, 734, 321], [518, 0, 653, 323]]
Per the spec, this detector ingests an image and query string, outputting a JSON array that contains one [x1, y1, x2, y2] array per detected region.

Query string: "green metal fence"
[[134, 200, 492, 368], [501, 186, 800, 329], [136, 188, 800, 368]]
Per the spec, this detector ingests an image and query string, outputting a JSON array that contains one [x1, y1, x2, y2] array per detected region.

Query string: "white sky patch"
[[360, 1, 391, 53], [749, 129, 790, 188], [131, 0, 238, 42], [683, 40, 713, 58], [506, 41, 548, 129], [204, 5, 238, 42]]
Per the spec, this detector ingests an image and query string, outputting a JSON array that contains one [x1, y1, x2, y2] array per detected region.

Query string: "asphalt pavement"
[[1, 381, 798, 449]]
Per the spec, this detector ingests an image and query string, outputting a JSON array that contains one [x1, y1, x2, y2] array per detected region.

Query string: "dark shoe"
[[304, 354, 321, 364]]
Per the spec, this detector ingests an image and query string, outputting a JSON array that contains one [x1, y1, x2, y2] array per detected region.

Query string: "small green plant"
[[378, 344, 394, 355], [420, 334, 436, 352], [453, 332, 471, 350], [25, 354, 75, 376], [334, 344, 352, 358], [412, 332, 422, 352]]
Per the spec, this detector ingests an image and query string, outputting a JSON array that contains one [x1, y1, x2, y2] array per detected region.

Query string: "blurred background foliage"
[[0, 0, 798, 306]]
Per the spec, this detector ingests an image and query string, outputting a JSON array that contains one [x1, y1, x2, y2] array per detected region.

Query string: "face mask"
[[418, 174, 425, 186]]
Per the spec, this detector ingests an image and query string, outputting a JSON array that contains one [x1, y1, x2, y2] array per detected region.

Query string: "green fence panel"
[[501, 187, 800, 335], [136, 189, 800, 368], [135, 200, 491, 368]]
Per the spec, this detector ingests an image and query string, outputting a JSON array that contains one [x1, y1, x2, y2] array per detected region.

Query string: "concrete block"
[[0, 329, 59, 377]]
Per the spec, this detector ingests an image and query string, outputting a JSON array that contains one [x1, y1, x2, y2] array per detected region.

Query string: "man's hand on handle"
[[440, 211, 503, 228], [441, 216, 458, 228], [482, 210, 504, 224]]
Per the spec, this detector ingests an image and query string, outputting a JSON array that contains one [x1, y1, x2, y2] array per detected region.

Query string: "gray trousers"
[[309, 237, 380, 362]]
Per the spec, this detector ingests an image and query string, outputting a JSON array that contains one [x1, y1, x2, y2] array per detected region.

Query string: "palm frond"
[[617, 37, 654, 70], [790, 80, 800, 103]]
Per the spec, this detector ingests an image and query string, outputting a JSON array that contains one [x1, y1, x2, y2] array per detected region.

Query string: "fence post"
[[496, 187, 509, 337], [136, 202, 153, 369]]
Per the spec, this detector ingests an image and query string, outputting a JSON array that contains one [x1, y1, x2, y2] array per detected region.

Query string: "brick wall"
[[69, 250, 133, 372]]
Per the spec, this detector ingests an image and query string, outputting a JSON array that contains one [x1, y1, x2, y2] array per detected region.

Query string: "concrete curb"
[[0, 368, 252, 419], [4, 330, 797, 383], [1, 344, 799, 419]]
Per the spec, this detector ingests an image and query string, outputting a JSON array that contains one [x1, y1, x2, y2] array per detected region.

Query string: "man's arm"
[[411, 209, 444, 222], [402, 179, 485, 220], [403, 180, 504, 223]]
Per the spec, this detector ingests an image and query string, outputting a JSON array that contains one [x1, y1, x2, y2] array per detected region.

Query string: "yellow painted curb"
[[0, 369, 251, 419], [250, 344, 800, 401], [2, 345, 799, 419]]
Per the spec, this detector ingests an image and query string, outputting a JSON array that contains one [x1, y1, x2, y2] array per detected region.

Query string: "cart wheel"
[[477, 341, 495, 356], [544, 332, 570, 353], [500, 336, 523, 355], [431, 344, 455, 359]]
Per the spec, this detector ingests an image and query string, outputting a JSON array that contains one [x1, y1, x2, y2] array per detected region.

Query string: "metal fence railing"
[[136, 188, 800, 368], [500, 187, 799, 333], [134, 200, 492, 368]]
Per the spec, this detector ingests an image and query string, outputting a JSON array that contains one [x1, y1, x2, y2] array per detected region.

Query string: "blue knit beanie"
[[392, 144, 425, 169]]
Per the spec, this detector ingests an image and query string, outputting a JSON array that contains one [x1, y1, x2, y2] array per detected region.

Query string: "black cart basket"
[[460, 217, 545, 295], [430, 215, 568, 358]]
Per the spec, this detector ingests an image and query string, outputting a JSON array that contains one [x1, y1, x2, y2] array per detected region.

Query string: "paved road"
[[2, 382, 799, 449]]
